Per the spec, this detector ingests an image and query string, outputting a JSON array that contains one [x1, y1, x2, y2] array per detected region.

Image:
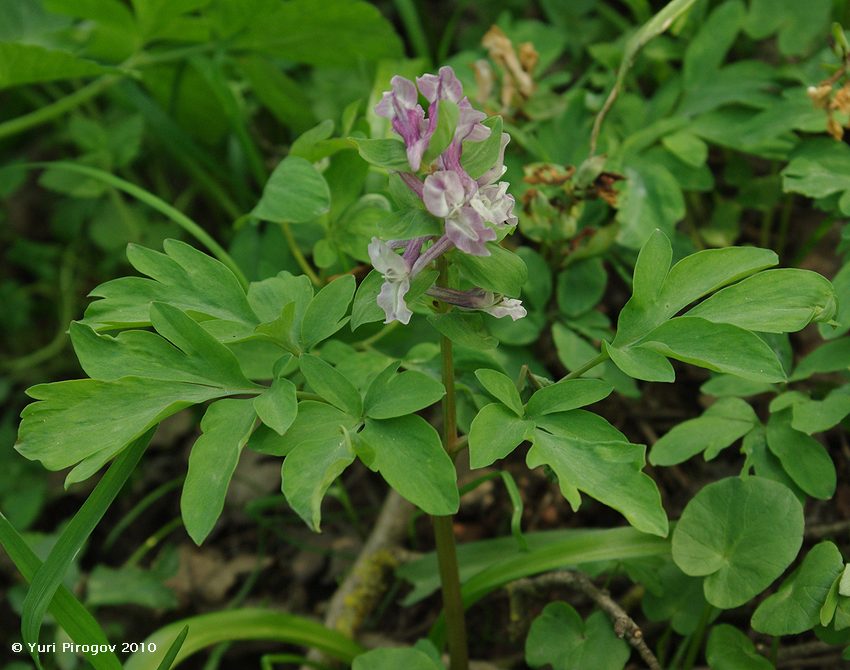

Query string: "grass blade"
[[155, 625, 190, 670], [0, 512, 121, 670], [124, 609, 365, 669], [21, 431, 151, 668]]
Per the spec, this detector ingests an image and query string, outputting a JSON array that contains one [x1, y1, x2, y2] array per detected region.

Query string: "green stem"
[[280, 222, 322, 287], [0, 76, 119, 142], [433, 257, 469, 670], [564, 351, 610, 380], [682, 603, 713, 670]]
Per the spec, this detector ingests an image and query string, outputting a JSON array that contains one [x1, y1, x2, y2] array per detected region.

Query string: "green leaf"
[[17, 378, 222, 481], [782, 142, 850, 213], [526, 603, 630, 670], [745, 0, 830, 55], [154, 626, 189, 670], [528, 411, 668, 537], [662, 131, 708, 167], [351, 270, 386, 330], [616, 160, 684, 249], [557, 258, 606, 317], [82, 240, 256, 330], [604, 341, 675, 382], [353, 647, 443, 670], [363, 363, 445, 419], [282, 433, 356, 531], [252, 156, 331, 224], [790, 390, 850, 434], [640, 317, 786, 382], [357, 416, 459, 515], [461, 116, 503, 179], [706, 624, 773, 670], [517, 246, 552, 311], [468, 403, 534, 468], [253, 377, 297, 435], [123, 608, 364, 669], [22, 432, 149, 668], [300, 275, 355, 349], [427, 312, 498, 349], [299, 354, 362, 416], [280, 400, 360, 454], [181, 399, 256, 544], [687, 269, 836, 333], [0, 43, 112, 89], [752, 541, 844, 635], [642, 561, 708, 635], [229, 0, 403, 66], [402, 526, 669, 608], [525, 379, 613, 418], [791, 338, 850, 380], [650, 398, 759, 466], [475, 369, 523, 416], [422, 100, 459, 165], [353, 138, 410, 171], [632, 229, 672, 306], [766, 410, 836, 500], [70, 314, 251, 390], [0, 513, 121, 670], [86, 565, 177, 610], [672, 476, 804, 609], [454, 244, 528, 297], [615, 239, 778, 346], [838, 566, 850, 598]]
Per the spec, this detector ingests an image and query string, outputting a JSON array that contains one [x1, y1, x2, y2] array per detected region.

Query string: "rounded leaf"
[[672, 476, 804, 609]]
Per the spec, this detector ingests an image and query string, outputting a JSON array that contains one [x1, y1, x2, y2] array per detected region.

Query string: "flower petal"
[[368, 237, 410, 279], [377, 277, 412, 324], [483, 297, 526, 321], [423, 170, 466, 217], [445, 206, 495, 256]]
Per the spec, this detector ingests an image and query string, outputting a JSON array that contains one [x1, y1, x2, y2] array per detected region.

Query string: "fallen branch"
[[302, 490, 414, 668]]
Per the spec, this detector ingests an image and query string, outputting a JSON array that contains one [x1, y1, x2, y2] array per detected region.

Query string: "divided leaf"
[[299, 354, 362, 416], [650, 397, 758, 466], [181, 399, 257, 544], [82, 240, 256, 330], [253, 377, 298, 435], [357, 416, 458, 515], [363, 363, 444, 419], [527, 411, 668, 537], [252, 156, 331, 224], [469, 403, 534, 468], [525, 379, 613, 418], [475, 369, 523, 416], [282, 433, 356, 531]]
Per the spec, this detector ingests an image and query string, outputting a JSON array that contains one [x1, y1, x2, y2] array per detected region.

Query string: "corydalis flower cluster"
[[369, 66, 524, 324]]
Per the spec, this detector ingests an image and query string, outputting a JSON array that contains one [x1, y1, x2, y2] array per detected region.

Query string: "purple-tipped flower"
[[426, 286, 527, 321], [368, 66, 523, 324], [375, 75, 430, 171]]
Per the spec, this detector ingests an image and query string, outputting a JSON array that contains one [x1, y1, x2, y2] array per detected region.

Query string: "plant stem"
[[392, 0, 432, 65], [434, 256, 469, 670], [281, 222, 322, 286], [564, 351, 610, 380], [682, 603, 713, 669], [0, 76, 119, 141]]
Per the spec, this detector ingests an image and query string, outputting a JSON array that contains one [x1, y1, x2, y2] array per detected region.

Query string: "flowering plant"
[[364, 66, 525, 325]]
